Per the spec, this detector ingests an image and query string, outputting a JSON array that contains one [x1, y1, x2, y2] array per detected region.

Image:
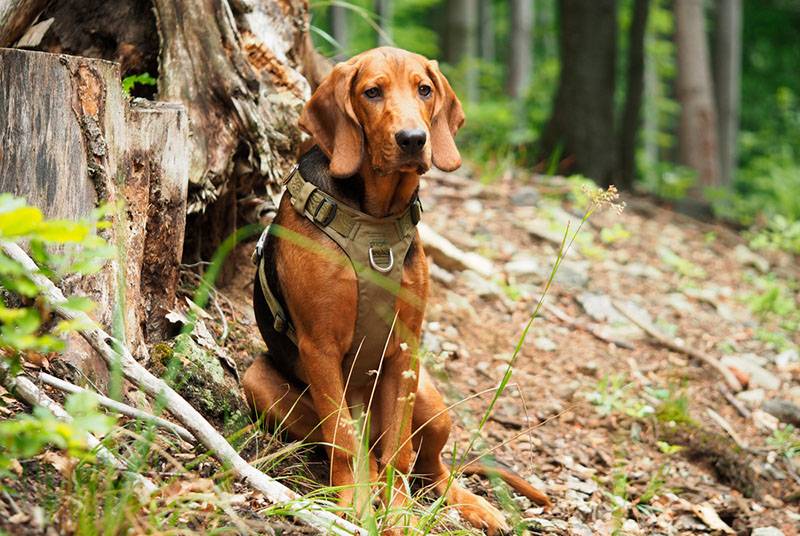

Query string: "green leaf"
[[34, 220, 90, 243], [0, 206, 43, 237]]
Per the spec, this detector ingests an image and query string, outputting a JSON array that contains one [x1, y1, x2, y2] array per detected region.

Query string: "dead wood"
[[612, 299, 743, 392], [0, 360, 158, 496], [542, 301, 635, 349], [0, 240, 364, 536], [38, 372, 195, 443]]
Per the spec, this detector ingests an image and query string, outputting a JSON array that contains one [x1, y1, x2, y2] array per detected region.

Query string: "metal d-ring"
[[368, 246, 394, 273]]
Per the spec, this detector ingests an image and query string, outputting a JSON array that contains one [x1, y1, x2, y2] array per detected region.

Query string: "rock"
[[568, 517, 593, 536], [721, 355, 781, 390], [734, 244, 770, 273], [622, 262, 664, 279], [579, 360, 599, 377], [667, 292, 695, 315], [460, 269, 503, 298], [441, 341, 459, 353], [558, 261, 590, 288], [576, 292, 648, 340], [464, 199, 483, 214], [736, 389, 766, 408], [751, 528, 785, 536], [752, 409, 780, 432], [762, 399, 800, 427], [510, 186, 540, 207], [421, 332, 442, 354], [504, 255, 543, 278], [775, 348, 799, 369], [566, 476, 598, 495], [534, 337, 557, 352]]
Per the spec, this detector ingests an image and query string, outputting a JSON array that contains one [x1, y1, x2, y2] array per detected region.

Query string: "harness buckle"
[[313, 197, 338, 226], [273, 312, 287, 333], [281, 164, 299, 186], [251, 226, 270, 265], [410, 198, 423, 225], [368, 246, 394, 273]]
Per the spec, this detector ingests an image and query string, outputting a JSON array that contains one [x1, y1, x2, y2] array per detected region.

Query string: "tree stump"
[[0, 47, 189, 388]]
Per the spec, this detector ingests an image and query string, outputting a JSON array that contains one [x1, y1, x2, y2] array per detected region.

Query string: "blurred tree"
[[541, 0, 618, 183], [479, 0, 495, 63], [375, 0, 392, 46], [331, 4, 349, 59], [618, 0, 651, 189], [675, 0, 721, 191], [714, 0, 742, 186], [443, 0, 478, 101], [507, 0, 533, 99]]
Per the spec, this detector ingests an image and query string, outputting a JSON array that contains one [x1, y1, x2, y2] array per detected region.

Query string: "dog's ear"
[[426, 60, 465, 172], [299, 61, 363, 178]]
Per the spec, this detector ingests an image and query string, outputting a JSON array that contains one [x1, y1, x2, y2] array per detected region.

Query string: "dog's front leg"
[[298, 339, 362, 513], [377, 345, 420, 509]]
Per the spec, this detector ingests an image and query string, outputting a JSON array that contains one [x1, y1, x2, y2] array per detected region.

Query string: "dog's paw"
[[451, 489, 510, 535]]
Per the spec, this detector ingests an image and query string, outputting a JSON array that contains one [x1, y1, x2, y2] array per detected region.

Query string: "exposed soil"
[[3, 169, 799, 535]]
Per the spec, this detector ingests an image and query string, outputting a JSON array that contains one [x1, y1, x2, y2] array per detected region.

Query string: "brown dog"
[[242, 47, 548, 534]]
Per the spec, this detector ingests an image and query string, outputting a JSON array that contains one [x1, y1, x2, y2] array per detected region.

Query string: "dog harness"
[[253, 165, 423, 382]]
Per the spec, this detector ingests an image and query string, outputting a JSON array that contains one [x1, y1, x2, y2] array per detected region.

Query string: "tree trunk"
[[507, 0, 533, 99], [618, 0, 651, 189], [0, 0, 47, 46], [330, 4, 348, 58], [714, 0, 742, 187], [375, 0, 392, 46], [540, 0, 618, 184], [0, 47, 189, 386], [675, 0, 721, 192], [479, 0, 494, 63], [443, 0, 478, 101]]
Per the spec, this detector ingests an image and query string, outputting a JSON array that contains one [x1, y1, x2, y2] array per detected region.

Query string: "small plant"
[[652, 387, 694, 425], [658, 247, 707, 279], [600, 223, 632, 245], [767, 424, 800, 459], [585, 375, 655, 419], [122, 72, 157, 96]]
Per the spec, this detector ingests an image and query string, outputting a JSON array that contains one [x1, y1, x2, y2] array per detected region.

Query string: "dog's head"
[[299, 47, 465, 178]]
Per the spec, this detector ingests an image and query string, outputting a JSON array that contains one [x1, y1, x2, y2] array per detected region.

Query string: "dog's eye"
[[364, 87, 382, 99], [418, 84, 432, 98]]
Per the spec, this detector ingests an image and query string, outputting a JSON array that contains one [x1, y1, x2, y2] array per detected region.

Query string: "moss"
[[166, 333, 248, 435], [659, 423, 759, 498], [149, 342, 173, 377]]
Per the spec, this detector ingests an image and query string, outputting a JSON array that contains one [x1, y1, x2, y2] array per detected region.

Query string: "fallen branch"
[[541, 301, 635, 350], [1, 241, 363, 536], [38, 372, 195, 443], [612, 299, 742, 392], [705, 408, 748, 450], [0, 361, 157, 496], [418, 222, 494, 277], [718, 385, 750, 419]]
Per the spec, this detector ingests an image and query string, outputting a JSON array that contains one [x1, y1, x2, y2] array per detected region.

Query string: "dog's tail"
[[460, 461, 551, 507]]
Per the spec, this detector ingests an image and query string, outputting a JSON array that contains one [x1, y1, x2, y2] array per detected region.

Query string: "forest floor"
[[3, 168, 799, 535]]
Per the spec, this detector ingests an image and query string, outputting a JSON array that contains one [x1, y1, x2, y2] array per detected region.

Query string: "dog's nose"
[[395, 129, 427, 154]]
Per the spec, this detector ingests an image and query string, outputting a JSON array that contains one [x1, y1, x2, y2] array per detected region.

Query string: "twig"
[[0, 241, 363, 536], [0, 361, 157, 495], [706, 408, 748, 450], [718, 385, 750, 419], [38, 372, 195, 443], [541, 301, 635, 349], [612, 299, 742, 392]]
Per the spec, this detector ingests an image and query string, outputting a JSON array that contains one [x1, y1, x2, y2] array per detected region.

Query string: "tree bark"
[[618, 0, 651, 189], [443, 0, 478, 101], [675, 0, 721, 192], [330, 4, 348, 59], [375, 0, 392, 46], [0, 0, 47, 46], [479, 0, 494, 63], [714, 0, 742, 187], [0, 47, 189, 384], [507, 0, 533, 99], [540, 0, 618, 184]]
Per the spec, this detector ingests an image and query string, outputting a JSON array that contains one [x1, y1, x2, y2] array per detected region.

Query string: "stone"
[[566, 476, 598, 495], [505, 255, 543, 278], [734, 244, 770, 273], [762, 399, 800, 427], [460, 269, 503, 298], [464, 199, 483, 214], [721, 355, 781, 390], [752, 409, 780, 432], [558, 261, 590, 289], [751, 528, 785, 536], [736, 389, 766, 408], [510, 186, 540, 206], [534, 337, 557, 352], [775, 348, 799, 369], [568, 517, 593, 536]]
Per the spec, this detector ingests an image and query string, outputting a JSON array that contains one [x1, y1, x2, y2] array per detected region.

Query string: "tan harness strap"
[[255, 165, 422, 385]]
